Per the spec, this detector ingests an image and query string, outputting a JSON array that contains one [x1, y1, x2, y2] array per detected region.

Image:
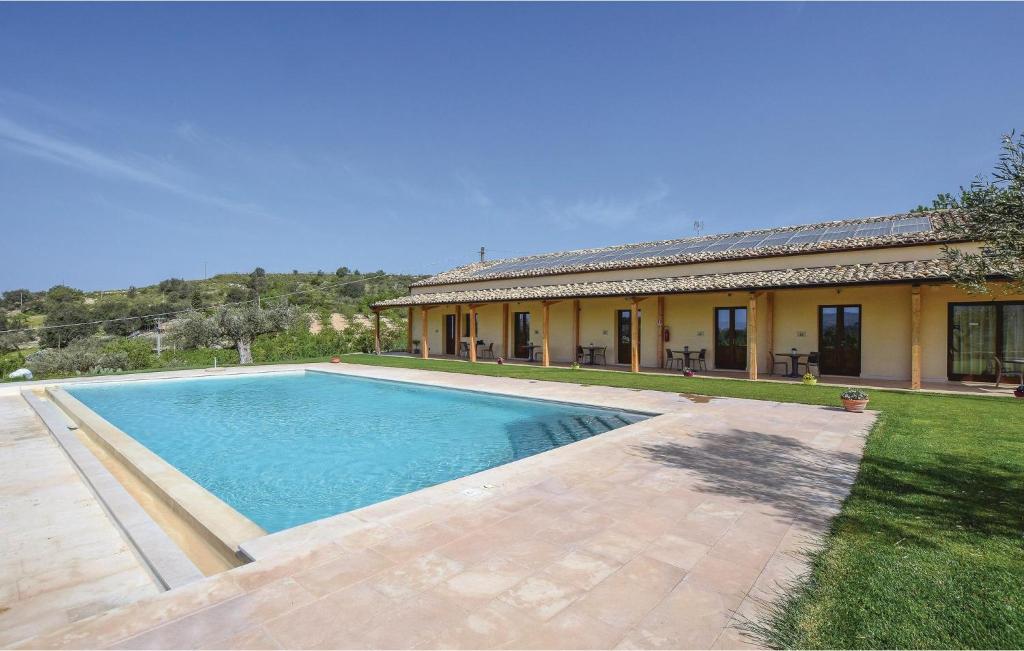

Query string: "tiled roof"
[[413, 210, 962, 287], [375, 259, 952, 308]]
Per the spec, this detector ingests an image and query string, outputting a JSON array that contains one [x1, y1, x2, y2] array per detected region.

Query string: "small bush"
[[840, 388, 869, 401]]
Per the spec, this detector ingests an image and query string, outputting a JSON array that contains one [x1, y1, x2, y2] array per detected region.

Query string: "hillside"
[[0, 267, 425, 368]]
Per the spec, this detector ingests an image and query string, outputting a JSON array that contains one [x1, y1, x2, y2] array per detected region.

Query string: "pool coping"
[[45, 385, 267, 564], [20, 389, 205, 590], [42, 364, 670, 567]]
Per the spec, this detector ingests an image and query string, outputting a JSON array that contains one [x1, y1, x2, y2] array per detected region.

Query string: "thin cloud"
[[0, 113, 275, 221], [455, 171, 493, 209], [545, 180, 672, 228]]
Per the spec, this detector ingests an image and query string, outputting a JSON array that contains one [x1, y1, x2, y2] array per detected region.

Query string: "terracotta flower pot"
[[330, 356, 341, 363], [842, 398, 869, 413]]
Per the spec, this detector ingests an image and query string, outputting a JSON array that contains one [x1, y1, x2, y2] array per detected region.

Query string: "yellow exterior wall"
[[412, 280, 1024, 385]]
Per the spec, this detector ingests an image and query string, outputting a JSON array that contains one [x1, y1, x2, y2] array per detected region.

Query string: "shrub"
[[102, 338, 155, 371]]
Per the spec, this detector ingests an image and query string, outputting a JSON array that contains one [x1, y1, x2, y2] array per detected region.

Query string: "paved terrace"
[[0, 395, 159, 647], [9, 363, 874, 649]]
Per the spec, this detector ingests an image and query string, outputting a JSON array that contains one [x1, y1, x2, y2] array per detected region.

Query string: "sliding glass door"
[[948, 302, 1024, 380]]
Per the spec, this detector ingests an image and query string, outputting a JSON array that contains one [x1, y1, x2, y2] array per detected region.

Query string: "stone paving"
[[0, 395, 159, 647], [6, 364, 874, 649]]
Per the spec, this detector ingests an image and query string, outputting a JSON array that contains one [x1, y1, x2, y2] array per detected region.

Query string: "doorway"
[[948, 302, 1024, 380], [819, 305, 861, 376], [444, 314, 456, 355], [714, 307, 747, 370], [616, 309, 641, 365], [513, 312, 531, 358]]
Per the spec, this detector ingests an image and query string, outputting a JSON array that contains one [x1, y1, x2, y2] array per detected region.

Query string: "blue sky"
[[1, 2, 1021, 291]]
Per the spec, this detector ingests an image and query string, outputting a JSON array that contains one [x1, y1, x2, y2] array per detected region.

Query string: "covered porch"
[[371, 262, 1024, 393]]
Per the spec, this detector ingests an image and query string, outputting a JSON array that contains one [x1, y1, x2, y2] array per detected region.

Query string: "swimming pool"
[[67, 371, 647, 532]]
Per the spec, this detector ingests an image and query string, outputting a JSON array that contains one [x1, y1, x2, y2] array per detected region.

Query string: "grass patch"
[[343, 353, 1024, 648]]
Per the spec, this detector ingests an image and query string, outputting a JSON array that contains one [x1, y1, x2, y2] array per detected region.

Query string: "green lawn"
[[343, 353, 1024, 649]]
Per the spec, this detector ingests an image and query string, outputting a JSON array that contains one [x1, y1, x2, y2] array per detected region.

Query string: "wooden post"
[[747, 293, 758, 381], [502, 303, 509, 359], [374, 310, 381, 355], [630, 299, 640, 373], [764, 291, 774, 371], [572, 299, 580, 356], [420, 307, 429, 359], [406, 307, 413, 353], [542, 302, 551, 367], [656, 296, 665, 369], [911, 285, 922, 389], [469, 305, 478, 363], [454, 305, 462, 358]]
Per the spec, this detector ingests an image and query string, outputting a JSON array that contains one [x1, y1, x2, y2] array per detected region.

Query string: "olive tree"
[[933, 132, 1024, 293], [172, 304, 301, 364]]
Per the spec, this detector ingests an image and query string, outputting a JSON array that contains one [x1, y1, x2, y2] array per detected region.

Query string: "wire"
[[0, 272, 393, 335]]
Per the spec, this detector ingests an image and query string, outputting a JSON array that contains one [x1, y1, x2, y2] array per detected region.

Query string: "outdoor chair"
[[797, 351, 820, 376], [994, 356, 1023, 388], [665, 348, 684, 370], [458, 341, 469, 358], [591, 347, 607, 365], [769, 350, 789, 376], [696, 349, 707, 371], [576, 346, 590, 365], [480, 343, 495, 359]]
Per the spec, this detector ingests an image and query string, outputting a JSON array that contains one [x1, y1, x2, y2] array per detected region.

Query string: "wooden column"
[[502, 303, 510, 359], [406, 307, 413, 353], [764, 291, 774, 370], [542, 302, 552, 367], [656, 296, 665, 369], [420, 307, 429, 359], [911, 285, 922, 389], [469, 305, 478, 363], [455, 305, 462, 357], [630, 299, 640, 373], [373, 310, 382, 355], [747, 293, 758, 380], [572, 299, 581, 356]]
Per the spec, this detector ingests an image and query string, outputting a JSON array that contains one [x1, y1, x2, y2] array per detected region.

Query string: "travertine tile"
[[8, 364, 872, 649]]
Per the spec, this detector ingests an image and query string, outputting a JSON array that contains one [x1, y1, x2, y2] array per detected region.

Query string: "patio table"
[[580, 345, 603, 365], [669, 349, 697, 370], [777, 352, 807, 378]]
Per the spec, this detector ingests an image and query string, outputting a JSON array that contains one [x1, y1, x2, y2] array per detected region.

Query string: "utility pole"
[[204, 262, 208, 280], [479, 246, 485, 263], [155, 318, 163, 356]]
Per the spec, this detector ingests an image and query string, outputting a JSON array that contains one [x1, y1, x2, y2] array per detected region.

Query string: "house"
[[371, 210, 1024, 388]]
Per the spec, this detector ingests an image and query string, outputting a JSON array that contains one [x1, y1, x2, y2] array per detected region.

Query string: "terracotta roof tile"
[[375, 259, 951, 308], [412, 210, 961, 288]]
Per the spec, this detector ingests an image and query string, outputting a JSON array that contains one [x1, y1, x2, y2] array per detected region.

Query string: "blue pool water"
[[67, 371, 646, 532]]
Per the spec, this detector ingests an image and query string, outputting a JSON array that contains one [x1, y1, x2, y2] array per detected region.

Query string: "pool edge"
[[47, 385, 267, 567]]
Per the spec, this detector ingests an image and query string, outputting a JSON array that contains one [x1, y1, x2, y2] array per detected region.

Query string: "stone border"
[[45, 385, 266, 564], [21, 390, 204, 590]]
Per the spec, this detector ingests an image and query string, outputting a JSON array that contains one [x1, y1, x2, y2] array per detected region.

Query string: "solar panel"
[[460, 215, 934, 278]]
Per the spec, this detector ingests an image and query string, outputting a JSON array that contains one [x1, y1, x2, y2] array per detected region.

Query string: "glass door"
[[819, 305, 862, 376], [714, 307, 747, 370], [946, 303, 1024, 381], [444, 314, 456, 355], [513, 312, 531, 358], [616, 309, 640, 364]]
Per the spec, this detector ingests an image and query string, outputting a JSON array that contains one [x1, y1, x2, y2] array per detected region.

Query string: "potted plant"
[[330, 355, 341, 363], [840, 388, 869, 412], [682, 367, 696, 377], [570, 362, 581, 370], [802, 372, 817, 385], [496, 357, 504, 365], [1014, 383, 1024, 398]]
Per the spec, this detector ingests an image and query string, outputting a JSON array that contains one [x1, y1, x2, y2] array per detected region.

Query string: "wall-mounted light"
[[797, 331, 806, 337], [696, 330, 704, 337]]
